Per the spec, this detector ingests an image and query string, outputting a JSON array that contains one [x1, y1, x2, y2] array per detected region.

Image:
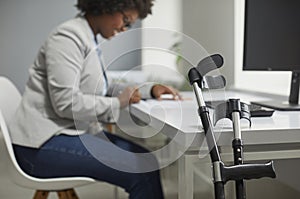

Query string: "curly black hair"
[[76, 0, 154, 19]]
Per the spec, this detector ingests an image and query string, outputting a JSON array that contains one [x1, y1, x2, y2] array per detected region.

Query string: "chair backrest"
[[0, 76, 95, 190], [0, 76, 22, 124], [0, 76, 33, 184], [0, 76, 22, 165]]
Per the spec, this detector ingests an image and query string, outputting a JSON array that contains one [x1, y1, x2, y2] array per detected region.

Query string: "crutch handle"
[[221, 161, 276, 183]]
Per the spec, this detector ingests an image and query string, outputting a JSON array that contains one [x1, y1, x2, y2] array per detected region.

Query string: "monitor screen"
[[243, 0, 300, 110], [243, 0, 300, 71]]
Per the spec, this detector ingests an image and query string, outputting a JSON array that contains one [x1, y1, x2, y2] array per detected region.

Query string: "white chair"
[[0, 76, 97, 199]]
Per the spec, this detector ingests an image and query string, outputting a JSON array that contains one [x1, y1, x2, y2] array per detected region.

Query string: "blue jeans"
[[13, 132, 164, 199]]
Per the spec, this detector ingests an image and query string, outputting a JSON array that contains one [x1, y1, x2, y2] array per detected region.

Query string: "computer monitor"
[[243, 0, 300, 111]]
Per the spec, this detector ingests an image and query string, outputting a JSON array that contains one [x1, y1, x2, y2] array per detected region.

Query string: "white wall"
[[141, 0, 184, 87], [182, 0, 235, 87], [234, 0, 291, 96], [0, 0, 78, 93], [141, 0, 235, 89]]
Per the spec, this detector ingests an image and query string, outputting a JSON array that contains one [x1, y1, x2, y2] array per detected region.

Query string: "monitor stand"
[[251, 71, 300, 111]]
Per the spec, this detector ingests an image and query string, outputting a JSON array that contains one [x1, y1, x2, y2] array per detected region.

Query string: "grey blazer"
[[9, 16, 152, 148]]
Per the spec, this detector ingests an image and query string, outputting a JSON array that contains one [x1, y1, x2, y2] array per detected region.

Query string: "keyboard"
[[205, 100, 275, 117], [248, 104, 275, 117]]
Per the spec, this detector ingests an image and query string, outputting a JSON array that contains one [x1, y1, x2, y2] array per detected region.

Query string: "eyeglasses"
[[121, 12, 132, 29]]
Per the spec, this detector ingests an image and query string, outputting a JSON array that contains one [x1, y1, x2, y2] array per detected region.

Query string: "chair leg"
[[33, 190, 49, 199], [106, 123, 116, 133], [57, 189, 79, 199], [114, 186, 119, 199]]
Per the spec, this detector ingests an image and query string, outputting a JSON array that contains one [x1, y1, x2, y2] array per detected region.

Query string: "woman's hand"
[[117, 86, 141, 108], [151, 84, 182, 100]]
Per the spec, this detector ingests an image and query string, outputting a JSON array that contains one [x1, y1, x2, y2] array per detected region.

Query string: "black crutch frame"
[[188, 54, 276, 199]]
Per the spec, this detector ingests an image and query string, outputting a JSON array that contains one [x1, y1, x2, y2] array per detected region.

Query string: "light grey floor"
[[1, 125, 300, 199]]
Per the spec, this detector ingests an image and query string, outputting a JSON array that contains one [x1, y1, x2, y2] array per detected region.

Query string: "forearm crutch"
[[214, 99, 252, 199], [188, 54, 276, 199]]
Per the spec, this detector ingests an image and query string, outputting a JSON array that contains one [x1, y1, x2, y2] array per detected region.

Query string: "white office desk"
[[129, 90, 300, 199]]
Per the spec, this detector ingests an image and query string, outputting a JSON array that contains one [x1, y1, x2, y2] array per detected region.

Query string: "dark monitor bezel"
[[242, 0, 300, 111], [243, 0, 300, 72]]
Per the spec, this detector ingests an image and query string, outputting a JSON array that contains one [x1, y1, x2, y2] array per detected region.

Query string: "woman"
[[9, 0, 180, 198]]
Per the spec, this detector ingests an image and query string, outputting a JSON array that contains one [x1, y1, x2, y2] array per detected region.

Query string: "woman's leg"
[[13, 133, 164, 199]]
